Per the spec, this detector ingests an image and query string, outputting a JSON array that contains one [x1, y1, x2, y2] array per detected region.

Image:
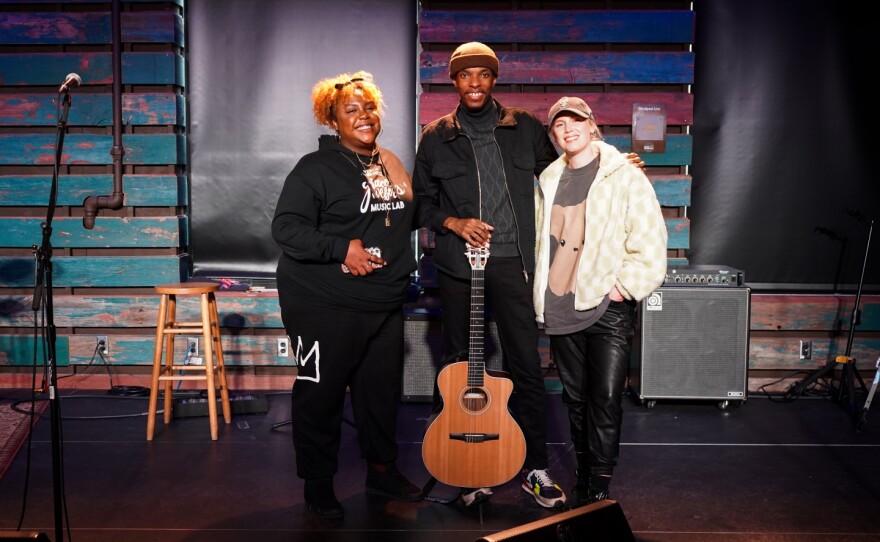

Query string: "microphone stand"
[[32, 87, 72, 542], [784, 216, 873, 429]]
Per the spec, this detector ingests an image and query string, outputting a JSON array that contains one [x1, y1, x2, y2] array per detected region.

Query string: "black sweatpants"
[[280, 296, 404, 480]]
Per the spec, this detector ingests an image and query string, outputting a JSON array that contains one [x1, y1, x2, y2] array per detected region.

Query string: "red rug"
[[0, 399, 47, 480]]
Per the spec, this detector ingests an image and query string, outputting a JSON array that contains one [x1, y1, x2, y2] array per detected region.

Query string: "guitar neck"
[[468, 266, 485, 387]]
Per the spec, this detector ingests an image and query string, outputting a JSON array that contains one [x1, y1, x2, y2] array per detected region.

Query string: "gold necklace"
[[338, 150, 393, 227]]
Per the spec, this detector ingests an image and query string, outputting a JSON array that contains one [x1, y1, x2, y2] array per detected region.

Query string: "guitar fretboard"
[[468, 265, 485, 387]]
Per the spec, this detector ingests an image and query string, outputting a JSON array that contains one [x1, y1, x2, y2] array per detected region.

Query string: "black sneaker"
[[521, 468, 567, 508], [304, 478, 344, 520], [365, 463, 424, 501], [572, 485, 610, 507]]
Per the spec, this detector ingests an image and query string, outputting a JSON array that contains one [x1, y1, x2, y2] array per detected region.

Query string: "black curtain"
[[691, 1, 876, 291], [185, 0, 417, 278]]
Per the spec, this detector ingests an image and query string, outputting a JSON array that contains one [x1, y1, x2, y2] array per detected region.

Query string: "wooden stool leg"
[[210, 292, 232, 423], [200, 292, 219, 440], [147, 293, 168, 441], [163, 294, 177, 425]]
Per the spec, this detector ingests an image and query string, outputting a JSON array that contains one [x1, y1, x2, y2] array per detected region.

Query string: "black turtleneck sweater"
[[456, 101, 518, 258]]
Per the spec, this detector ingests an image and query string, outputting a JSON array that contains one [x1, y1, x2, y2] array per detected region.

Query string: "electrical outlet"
[[96, 335, 108, 355], [799, 340, 812, 360], [277, 337, 290, 357], [187, 338, 199, 357]]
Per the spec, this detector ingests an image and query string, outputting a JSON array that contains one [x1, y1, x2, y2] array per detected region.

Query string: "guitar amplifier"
[[663, 264, 744, 287], [401, 310, 503, 403], [629, 286, 750, 406]]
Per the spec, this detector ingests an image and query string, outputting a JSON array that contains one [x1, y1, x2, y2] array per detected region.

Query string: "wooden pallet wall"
[[0, 2, 877, 393]]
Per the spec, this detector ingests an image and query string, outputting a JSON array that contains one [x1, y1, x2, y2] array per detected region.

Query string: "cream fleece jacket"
[[534, 140, 668, 324]]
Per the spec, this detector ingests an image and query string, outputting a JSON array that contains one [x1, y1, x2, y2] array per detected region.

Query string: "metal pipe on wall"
[[82, 0, 125, 230]]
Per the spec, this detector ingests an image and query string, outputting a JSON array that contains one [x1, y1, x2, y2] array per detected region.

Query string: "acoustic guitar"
[[421, 245, 527, 488]]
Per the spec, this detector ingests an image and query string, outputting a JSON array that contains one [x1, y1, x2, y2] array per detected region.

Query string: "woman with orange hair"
[[272, 72, 421, 520]]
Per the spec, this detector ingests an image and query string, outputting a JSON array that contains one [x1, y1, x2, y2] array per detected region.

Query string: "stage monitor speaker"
[[402, 314, 503, 402], [476, 499, 634, 542], [630, 286, 750, 405], [0, 532, 51, 542]]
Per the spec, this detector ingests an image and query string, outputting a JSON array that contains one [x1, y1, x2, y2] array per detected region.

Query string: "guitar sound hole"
[[460, 387, 489, 413]]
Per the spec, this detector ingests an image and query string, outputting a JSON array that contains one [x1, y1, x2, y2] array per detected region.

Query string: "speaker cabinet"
[[476, 499, 634, 542], [630, 286, 750, 406], [402, 314, 503, 402]]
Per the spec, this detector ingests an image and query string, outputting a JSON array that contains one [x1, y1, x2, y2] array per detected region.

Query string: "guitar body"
[[422, 360, 527, 488]]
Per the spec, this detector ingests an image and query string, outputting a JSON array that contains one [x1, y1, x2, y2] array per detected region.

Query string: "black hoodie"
[[272, 135, 416, 312]]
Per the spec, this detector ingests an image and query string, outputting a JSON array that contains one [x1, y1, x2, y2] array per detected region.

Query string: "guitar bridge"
[[450, 433, 500, 443]]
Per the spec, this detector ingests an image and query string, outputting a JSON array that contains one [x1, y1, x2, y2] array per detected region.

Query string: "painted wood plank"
[[0, 134, 186, 165], [418, 217, 688, 250], [751, 295, 880, 332], [0, 93, 185, 127], [651, 175, 691, 207], [66, 334, 297, 367], [0, 52, 185, 86], [420, 10, 695, 44], [0, 293, 284, 329], [421, 51, 694, 84], [0, 256, 187, 287], [604, 134, 691, 167], [0, 174, 187, 206], [419, 92, 693, 126], [0, 335, 69, 367], [0, 12, 183, 45], [0, 216, 186, 248], [749, 337, 880, 371]]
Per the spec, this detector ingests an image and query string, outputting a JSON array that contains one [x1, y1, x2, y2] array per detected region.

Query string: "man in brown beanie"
[[413, 41, 567, 509]]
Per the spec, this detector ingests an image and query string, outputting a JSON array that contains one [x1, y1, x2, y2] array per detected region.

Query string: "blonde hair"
[[311, 71, 384, 128]]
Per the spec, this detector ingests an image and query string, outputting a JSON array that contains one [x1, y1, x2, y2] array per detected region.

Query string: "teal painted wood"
[[420, 10, 695, 43], [651, 175, 691, 207], [668, 258, 688, 266], [67, 335, 298, 367], [420, 92, 694, 127], [665, 218, 688, 250], [0, 93, 185, 127], [604, 134, 691, 167], [2, 293, 878, 334], [751, 295, 880, 332], [0, 335, 69, 367], [0, 12, 183, 45], [0, 294, 284, 329], [0, 174, 186, 206], [0, 217, 186, 248], [0, 52, 185, 86], [421, 51, 694, 84], [0, 256, 188, 287], [750, 337, 880, 371], [0, 134, 186, 165]]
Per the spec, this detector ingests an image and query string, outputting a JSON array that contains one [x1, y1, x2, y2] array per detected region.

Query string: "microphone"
[[846, 208, 870, 223], [59, 73, 82, 93], [814, 226, 842, 241]]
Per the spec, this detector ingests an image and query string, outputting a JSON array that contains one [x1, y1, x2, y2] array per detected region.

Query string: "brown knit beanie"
[[448, 42, 499, 79]]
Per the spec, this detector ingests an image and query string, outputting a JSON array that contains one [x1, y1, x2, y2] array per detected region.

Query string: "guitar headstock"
[[465, 244, 490, 270]]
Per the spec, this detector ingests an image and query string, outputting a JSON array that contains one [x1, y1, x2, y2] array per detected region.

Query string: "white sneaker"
[[459, 487, 493, 507]]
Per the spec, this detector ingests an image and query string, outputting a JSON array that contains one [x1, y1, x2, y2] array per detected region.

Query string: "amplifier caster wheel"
[[646, 400, 657, 409], [717, 400, 730, 410]]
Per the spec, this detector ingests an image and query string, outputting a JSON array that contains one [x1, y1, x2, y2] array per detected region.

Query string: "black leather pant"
[[549, 299, 635, 471]]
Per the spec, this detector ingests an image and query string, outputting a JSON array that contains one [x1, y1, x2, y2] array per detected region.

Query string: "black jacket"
[[413, 100, 559, 279]]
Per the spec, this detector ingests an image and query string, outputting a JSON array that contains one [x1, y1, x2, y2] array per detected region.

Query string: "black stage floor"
[[0, 388, 878, 542]]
